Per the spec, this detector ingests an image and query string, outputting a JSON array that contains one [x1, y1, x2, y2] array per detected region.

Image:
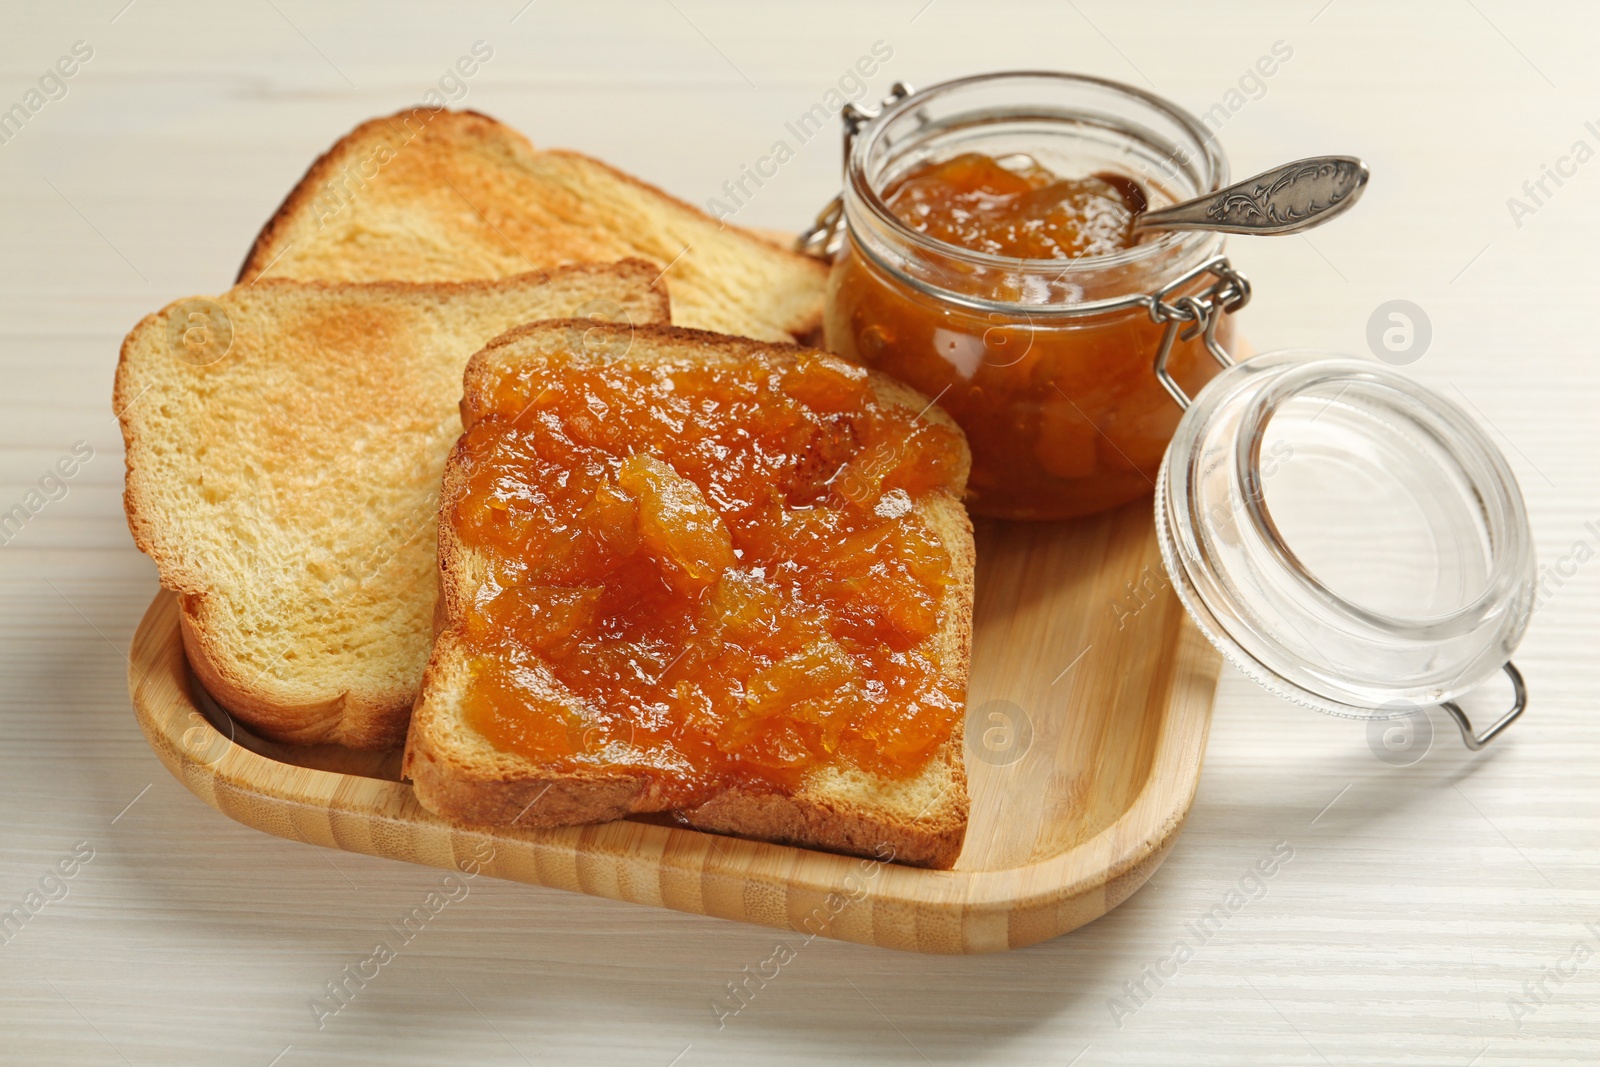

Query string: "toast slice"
[[116, 262, 671, 748], [237, 108, 828, 344], [403, 323, 973, 868]]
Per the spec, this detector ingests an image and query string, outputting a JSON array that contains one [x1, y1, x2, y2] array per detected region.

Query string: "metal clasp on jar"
[[1147, 255, 1252, 409], [796, 82, 914, 260]]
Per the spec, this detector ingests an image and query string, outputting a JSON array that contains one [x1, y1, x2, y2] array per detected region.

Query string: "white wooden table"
[[3, 2, 1597, 1063]]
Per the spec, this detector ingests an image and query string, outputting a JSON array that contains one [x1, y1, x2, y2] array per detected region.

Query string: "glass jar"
[[806, 71, 1534, 747], [822, 72, 1235, 519]]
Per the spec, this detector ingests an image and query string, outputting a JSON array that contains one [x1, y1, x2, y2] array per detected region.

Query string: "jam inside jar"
[[824, 73, 1233, 520]]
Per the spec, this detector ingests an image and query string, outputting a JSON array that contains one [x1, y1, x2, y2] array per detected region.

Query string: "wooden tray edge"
[[128, 589, 1217, 953]]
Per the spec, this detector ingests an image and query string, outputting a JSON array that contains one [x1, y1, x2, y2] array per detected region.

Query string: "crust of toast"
[[236, 108, 828, 343], [403, 323, 972, 868], [116, 263, 671, 748]]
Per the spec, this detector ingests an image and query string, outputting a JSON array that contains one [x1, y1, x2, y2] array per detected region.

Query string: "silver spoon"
[[1131, 155, 1369, 236]]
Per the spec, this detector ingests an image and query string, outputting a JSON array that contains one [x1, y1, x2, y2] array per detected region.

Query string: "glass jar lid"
[[1155, 350, 1535, 745]]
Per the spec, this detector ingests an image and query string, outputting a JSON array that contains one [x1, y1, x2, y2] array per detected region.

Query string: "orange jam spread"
[[449, 348, 969, 804], [884, 152, 1147, 260]]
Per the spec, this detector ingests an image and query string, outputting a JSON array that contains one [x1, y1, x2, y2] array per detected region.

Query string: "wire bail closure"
[[1149, 255, 1251, 410], [1439, 662, 1527, 750], [796, 82, 914, 260]]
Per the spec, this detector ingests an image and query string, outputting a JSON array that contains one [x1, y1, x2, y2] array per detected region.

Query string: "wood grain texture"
[[127, 490, 1219, 954]]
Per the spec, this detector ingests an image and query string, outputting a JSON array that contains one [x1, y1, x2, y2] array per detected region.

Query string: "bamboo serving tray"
[[128, 497, 1220, 953]]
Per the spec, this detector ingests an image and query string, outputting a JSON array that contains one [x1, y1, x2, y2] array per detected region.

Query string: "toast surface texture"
[[403, 323, 973, 868], [116, 263, 670, 748], [238, 108, 828, 344]]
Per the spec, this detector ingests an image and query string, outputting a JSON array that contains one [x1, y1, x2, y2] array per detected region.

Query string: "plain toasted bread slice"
[[116, 262, 671, 749], [403, 323, 973, 868], [237, 108, 828, 344]]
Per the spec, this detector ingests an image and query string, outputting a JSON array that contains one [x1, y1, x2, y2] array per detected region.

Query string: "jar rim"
[[845, 70, 1230, 307]]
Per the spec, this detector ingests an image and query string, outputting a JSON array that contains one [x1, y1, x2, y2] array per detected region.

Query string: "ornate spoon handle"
[[1132, 156, 1369, 236]]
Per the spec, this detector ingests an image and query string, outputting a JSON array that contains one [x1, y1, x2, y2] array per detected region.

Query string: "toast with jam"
[[237, 108, 827, 344], [403, 322, 974, 868]]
